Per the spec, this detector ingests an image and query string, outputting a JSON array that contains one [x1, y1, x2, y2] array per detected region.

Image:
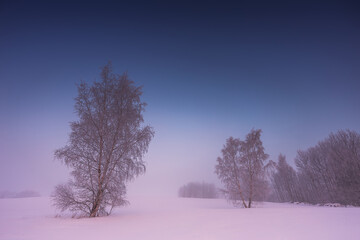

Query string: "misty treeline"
[[215, 129, 360, 207], [178, 182, 218, 199], [0, 190, 40, 199], [52, 63, 154, 217], [270, 130, 360, 206]]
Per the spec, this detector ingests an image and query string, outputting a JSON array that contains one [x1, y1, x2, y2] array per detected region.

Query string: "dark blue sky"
[[1, 1, 359, 195]]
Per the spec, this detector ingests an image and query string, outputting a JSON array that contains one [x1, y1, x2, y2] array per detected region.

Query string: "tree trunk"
[[90, 202, 99, 217], [241, 197, 248, 208], [89, 190, 102, 217], [238, 188, 248, 208], [248, 175, 253, 208], [90, 197, 101, 217]]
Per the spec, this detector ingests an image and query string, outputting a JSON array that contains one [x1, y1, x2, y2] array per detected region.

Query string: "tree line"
[[216, 129, 360, 207], [270, 130, 360, 206]]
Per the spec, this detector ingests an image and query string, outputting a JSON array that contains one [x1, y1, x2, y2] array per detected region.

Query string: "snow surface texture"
[[0, 196, 359, 240]]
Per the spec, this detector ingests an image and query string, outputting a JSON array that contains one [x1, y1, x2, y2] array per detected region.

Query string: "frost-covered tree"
[[53, 63, 154, 217], [215, 129, 269, 208], [295, 130, 360, 205], [271, 154, 299, 202], [269, 130, 360, 206]]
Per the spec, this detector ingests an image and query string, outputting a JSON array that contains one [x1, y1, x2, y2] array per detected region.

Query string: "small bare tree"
[[53, 62, 154, 217], [215, 129, 269, 208]]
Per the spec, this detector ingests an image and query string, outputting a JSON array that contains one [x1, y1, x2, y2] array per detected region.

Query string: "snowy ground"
[[0, 196, 359, 240]]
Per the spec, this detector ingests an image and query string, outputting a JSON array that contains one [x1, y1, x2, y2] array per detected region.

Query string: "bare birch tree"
[[215, 129, 269, 208], [52, 62, 154, 217]]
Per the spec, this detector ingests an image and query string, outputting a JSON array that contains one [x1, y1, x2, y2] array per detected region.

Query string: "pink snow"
[[0, 196, 359, 240]]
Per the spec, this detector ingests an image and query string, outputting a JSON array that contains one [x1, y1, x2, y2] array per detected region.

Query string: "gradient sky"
[[1, 1, 359, 196]]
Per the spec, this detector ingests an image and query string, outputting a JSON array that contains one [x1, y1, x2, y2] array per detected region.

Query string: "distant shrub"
[[178, 182, 218, 199]]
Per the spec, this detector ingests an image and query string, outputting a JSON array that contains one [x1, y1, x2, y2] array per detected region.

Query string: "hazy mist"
[[1, 1, 359, 197]]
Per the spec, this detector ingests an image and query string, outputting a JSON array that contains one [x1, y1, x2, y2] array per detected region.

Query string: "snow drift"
[[0, 196, 359, 240]]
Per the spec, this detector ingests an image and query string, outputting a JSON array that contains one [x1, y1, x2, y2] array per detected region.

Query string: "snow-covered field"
[[0, 196, 359, 240]]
